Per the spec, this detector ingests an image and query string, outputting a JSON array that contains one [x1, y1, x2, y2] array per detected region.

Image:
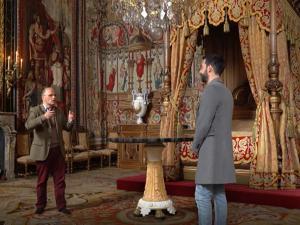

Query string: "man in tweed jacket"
[[25, 87, 74, 215], [191, 54, 236, 225]]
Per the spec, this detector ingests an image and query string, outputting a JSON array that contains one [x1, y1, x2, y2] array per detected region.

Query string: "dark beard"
[[200, 73, 208, 83]]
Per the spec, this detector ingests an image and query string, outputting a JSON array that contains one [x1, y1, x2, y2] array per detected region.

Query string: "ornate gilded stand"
[[108, 137, 193, 219], [134, 142, 175, 218]]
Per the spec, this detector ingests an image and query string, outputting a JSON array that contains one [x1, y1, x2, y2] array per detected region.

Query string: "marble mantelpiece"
[[0, 112, 16, 180]]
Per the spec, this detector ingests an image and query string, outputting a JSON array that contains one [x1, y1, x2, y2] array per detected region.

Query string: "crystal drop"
[[141, 6, 148, 18]]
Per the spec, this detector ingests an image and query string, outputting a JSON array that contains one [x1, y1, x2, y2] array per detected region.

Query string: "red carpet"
[[117, 174, 300, 209]]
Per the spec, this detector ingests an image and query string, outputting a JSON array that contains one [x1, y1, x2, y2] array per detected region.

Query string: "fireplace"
[[0, 112, 16, 180]]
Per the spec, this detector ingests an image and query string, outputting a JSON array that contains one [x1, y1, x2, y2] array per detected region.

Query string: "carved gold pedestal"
[[134, 143, 176, 218]]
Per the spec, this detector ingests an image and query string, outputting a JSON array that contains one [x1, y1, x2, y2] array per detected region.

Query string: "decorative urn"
[[132, 89, 149, 124]]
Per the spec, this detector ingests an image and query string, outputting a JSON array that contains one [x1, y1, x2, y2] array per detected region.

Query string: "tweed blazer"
[[25, 105, 73, 161], [191, 78, 236, 184]]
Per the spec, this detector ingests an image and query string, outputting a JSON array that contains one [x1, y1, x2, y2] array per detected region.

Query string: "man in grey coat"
[[191, 54, 236, 225]]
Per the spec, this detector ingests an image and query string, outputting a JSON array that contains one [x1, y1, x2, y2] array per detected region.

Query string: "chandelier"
[[112, 0, 193, 31]]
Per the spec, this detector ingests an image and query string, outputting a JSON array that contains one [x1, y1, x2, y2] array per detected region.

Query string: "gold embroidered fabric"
[[277, 31, 300, 187], [238, 17, 278, 189], [281, 0, 300, 47], [289, 43, 300, 145], [160, 22, 197, 181], [188, 0, 299, 43], [239, 16, 300, 189], [188, 0, 283, 33], [180, 134, 256, 165]]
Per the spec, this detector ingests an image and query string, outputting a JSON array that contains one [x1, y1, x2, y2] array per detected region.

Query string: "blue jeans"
[[195, 184, 227, 225]]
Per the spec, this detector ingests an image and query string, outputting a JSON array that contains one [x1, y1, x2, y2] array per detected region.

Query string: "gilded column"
[[161, 23, 171, 116], [265, 0, 283, 188]]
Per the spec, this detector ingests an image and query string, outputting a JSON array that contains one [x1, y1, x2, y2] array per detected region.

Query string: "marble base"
[[135, 198, 176, 217]]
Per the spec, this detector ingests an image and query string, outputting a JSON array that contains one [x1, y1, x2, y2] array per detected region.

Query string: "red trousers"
[[36, 146, 66, 210]]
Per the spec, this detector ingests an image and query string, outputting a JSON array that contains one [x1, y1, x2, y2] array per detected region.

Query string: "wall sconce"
[[5, 51, 23, 96]]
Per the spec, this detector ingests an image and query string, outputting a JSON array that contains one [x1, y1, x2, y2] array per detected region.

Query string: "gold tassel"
[[201, 47, 205, 57], [287, 30, 291, 42], [176, 120, 183, 137], [290, 34, 295, 45], [224, 8, 230, 33], [252, 107, 259, 143], [203, 11, 209, 36], [242, 3, 250, 27], [183, 17, 190, 37], [285, 28, 289, 42], [286, 107, 295, 138]]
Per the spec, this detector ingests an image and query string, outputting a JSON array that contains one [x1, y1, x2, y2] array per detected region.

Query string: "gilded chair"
[[98, 132, 118, 167], [62, 130, 73, 173], [16, 133, 35, 177], [72, 131, 94, 170]]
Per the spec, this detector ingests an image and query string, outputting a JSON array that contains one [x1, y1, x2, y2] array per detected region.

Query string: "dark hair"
[[203, 54, 225, 76]]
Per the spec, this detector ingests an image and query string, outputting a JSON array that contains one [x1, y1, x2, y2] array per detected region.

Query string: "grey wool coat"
[[191, 78, 236, 184], [25, 105, 73, 161]]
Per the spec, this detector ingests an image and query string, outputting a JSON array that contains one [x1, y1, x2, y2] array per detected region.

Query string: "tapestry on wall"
[[85, 0, 203, 135], [19, 0, 73, 120]]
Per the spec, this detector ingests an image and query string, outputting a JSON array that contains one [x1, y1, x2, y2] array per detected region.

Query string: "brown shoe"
[[58, 208, 71, 215]]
